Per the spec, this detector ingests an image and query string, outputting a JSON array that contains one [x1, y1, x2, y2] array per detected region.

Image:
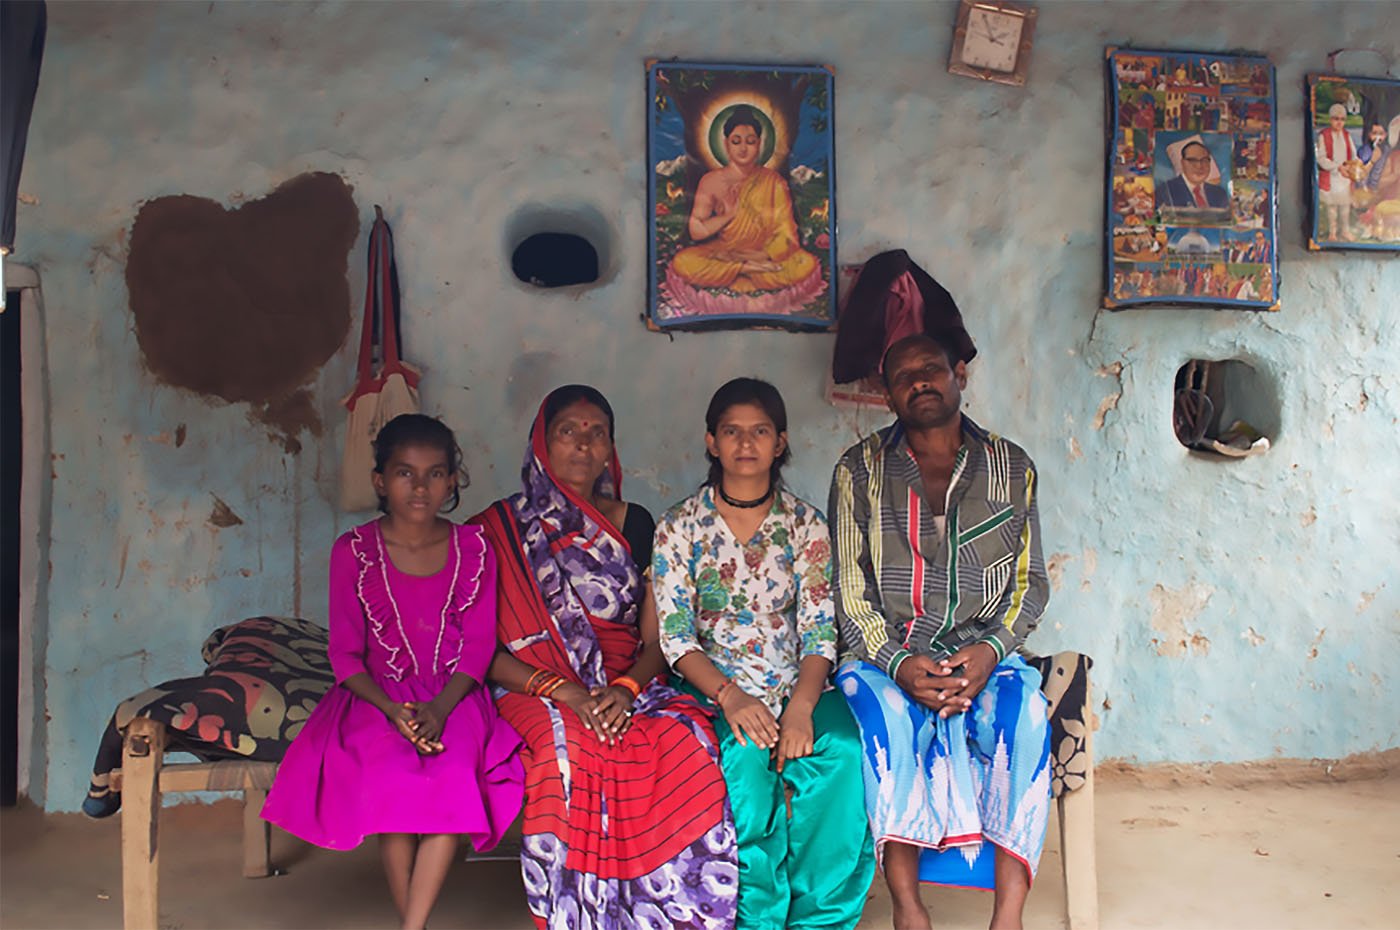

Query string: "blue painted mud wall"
[[15, 1, 1398, 809]]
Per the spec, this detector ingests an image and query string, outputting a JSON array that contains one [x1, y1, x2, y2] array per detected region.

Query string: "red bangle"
[[713, 679, 735, 704], [611, 675, 642, 699], [528, 670, 558, 696]]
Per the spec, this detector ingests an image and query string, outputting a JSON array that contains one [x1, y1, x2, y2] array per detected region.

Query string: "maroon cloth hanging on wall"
[[831, 249, 977, 384]]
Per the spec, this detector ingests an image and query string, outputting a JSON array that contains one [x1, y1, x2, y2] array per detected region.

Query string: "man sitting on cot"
[[830, 324, 1052, 930]]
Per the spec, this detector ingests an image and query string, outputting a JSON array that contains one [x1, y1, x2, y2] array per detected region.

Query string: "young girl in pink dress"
[[262, 414, 524, 930]]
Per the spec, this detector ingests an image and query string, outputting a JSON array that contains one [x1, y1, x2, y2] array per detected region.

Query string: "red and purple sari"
[[471, 401, 737, 930]]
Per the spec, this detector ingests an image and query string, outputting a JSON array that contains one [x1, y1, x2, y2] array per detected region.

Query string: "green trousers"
[[711, 688, 876, 930]]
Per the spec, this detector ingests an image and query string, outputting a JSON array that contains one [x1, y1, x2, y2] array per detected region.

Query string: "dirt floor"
[[2, 773, 1396, 930]]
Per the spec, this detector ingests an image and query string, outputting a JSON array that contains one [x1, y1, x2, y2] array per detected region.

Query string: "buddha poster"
[[647, 61, 837, 331]]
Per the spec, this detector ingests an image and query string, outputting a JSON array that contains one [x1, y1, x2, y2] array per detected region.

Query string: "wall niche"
[[506, 204, 612, 289], [1173, 358, 1277, 458]]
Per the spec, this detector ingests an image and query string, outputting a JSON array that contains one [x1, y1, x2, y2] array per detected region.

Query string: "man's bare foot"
[[892, 897, 933, 930], [989, 911, 1023, 930]]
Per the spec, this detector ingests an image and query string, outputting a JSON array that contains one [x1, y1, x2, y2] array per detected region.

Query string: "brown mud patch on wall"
[[249, 388, 320, 454], [126, 172, 359, 448]]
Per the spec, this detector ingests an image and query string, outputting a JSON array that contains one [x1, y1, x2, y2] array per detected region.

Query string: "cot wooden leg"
[[242, 786, 272, 878], [121, 717, 166, 930], [1059, 677, 1100, 930]]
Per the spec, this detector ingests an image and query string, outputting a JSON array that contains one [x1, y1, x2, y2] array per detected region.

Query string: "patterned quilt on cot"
[[83, 615, 333, 818]]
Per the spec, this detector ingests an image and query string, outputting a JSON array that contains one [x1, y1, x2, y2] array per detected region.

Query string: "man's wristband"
[[887, 648, 914, 681], [976, 636, 1008, 662]]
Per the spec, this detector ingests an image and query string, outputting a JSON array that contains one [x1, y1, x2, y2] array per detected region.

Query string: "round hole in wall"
[[1173, 358, 1279, 458], [506, 205, 612, 289]]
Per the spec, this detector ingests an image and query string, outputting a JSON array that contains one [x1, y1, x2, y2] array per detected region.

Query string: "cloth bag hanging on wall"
[[339, 207, 420, 512]]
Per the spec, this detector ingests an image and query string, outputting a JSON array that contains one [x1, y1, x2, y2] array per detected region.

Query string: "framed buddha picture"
[[646, 61, 837, 331], [1103, 48, 1280, 310]]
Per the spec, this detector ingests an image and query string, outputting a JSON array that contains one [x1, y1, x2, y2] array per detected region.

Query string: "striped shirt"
[[828, 415, 1049, 680]]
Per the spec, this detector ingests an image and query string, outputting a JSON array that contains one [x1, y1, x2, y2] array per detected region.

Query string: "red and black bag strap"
[[354, 205, 406, 385]]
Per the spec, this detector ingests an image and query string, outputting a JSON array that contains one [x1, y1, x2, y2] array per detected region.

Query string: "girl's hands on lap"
[[718, 688, 779, 749], [589, 686, 636, 740], [384, 702, 427, 746], [381, 701, 443, 755], [774, 700, 815, 773], [409, 698, 449, 753]]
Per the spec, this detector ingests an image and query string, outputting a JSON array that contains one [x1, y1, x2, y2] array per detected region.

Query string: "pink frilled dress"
[[261, 520, 524, 850]]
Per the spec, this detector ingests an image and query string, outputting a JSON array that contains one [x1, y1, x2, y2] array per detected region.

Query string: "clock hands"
[[972, 12, 1018, 47], [973, 15, 1006, 46]]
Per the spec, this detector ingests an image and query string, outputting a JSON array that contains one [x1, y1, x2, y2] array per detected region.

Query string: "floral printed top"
[[653, 486, 838, 714]]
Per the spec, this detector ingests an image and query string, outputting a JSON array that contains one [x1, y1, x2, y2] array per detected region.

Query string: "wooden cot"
[[118, 717, 277, 930], [119, 672, 1100, 930], [1055, 682, 1100, 930]]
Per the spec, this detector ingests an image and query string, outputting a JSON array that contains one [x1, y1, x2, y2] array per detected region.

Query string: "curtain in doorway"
[[1, 0, 47, 253]]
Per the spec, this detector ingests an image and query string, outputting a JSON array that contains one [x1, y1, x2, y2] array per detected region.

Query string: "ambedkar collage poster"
[[1104, 49, 1279, 310]]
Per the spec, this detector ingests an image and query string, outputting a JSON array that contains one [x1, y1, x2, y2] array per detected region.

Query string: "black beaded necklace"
[[716, 481, 773, 509]]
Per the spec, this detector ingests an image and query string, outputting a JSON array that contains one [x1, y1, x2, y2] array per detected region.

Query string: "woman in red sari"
[[472, 385, 737, 930]]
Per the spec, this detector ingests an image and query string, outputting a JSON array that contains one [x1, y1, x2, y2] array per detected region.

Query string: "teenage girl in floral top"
[[653, 377, 875, 930]]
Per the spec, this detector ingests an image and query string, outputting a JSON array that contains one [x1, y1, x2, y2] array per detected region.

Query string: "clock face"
[[961, 8, 1023, 73]]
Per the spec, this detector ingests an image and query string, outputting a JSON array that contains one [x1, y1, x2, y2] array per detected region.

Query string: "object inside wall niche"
[[1104, 48, 1279, 310], [512, 233, 599, 287], [1173, 358, 1273, 458]]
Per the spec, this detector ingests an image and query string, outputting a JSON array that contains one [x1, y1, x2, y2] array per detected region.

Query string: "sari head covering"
[[508, 385, 642, 692]]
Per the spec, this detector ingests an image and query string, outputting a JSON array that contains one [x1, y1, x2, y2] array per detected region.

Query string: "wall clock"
[[948, 0, 1037, 87]]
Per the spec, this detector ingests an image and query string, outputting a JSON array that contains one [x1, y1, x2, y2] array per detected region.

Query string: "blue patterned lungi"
[[836, 656, 1051, 889]]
